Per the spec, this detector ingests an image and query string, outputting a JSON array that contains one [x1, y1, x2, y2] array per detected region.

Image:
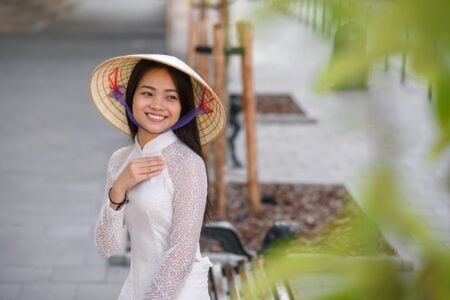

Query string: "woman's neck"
[[136, 130, 159, 150]]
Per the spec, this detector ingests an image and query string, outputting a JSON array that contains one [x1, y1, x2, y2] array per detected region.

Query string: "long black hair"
[[125, 59, 212, 221]]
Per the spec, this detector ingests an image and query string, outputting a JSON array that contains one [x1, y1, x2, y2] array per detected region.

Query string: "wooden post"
[[198, 19, 210, 82], [219, 0, 230, 100], [187, 1, 196, 67], [220, 0, 230, 47], [237, 21, 261, 213], [189, 0, 213, 192], [187, 20, 197, 67], [215, 0, 232, 216], [198, 16, 211, 161], [199, 0, 207, 20], [213, 24, 227, 216]]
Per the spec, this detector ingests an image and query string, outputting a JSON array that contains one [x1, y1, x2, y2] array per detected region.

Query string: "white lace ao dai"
[[95, 131, 212, 300]]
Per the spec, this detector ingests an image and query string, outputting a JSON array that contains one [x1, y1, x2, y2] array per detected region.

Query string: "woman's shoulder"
[[108, 145, 134, 166], [164, 141, 205, 169]]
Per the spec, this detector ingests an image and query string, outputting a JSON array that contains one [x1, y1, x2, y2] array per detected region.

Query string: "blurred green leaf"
[[431, 71, 450, 157]]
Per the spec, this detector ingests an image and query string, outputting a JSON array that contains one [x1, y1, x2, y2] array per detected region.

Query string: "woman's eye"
[[167, 95, 178, 101], [142, 92, 152, 97]]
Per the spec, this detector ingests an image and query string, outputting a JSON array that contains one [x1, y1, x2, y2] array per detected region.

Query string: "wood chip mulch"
[[202, 182, 396, 257], [256, 94, 305, 115]]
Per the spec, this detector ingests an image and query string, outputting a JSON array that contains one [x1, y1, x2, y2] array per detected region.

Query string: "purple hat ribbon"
[[169, 86, 214, 131]]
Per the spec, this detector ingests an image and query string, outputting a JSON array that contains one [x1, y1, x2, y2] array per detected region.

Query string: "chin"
[[142, 124, 175, 135]]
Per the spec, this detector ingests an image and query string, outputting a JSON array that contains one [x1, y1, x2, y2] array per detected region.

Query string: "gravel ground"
[[202, 182, 396, 256]]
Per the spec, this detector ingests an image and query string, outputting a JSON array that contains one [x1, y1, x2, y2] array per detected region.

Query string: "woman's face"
[[132, 67, 182, 141]]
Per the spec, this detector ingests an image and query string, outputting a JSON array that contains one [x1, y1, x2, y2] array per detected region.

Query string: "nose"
[[149, 94, 165, 110]]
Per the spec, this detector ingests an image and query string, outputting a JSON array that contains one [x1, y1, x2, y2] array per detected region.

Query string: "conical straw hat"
[[89, 54, 226, 145]]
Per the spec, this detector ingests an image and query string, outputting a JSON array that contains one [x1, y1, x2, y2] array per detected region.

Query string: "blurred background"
[[0, 0, 449, 299]]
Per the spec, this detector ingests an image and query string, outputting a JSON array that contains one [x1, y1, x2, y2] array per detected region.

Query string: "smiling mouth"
[[145, 113, 167, 122]]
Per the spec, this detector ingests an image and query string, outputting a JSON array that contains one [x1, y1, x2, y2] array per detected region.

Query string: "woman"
[[90, 54, 226, 300]]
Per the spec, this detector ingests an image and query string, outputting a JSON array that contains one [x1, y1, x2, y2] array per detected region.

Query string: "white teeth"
[[146, 113, 165, 120]]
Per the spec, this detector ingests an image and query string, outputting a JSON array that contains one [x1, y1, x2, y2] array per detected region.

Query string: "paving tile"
[[83, 251, 109, 267], [45, 225, 91, 239], [0, 267, 53, 283], [105, 266, 129, 283], [0, 237, 89, 267], [51, 267, 106, 283], [0, 225, 45, 238], [0, 283, 21, 300], [18, 284, 76, 300], [32, 250, 88, 267], [75, 284, 122, 300], [0, 248, 86, 268]]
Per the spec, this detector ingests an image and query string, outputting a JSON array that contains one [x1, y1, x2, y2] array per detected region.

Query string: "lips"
[[145, 113, 167, 122]]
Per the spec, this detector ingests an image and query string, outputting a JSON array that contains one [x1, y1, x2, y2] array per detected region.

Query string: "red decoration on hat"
[[199, 88, 214, 114], [108, 67, 123, 96]]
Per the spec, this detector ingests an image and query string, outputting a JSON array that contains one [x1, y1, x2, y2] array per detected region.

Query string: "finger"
[[136, 169, 162, 182], [139, 161, 165, 172], [140, 160, 165, 168], [132, 156, 164, 163], [132, 160, 164, 169], [138, 165, 165, 174], [144, 169, 163, 179], [129, 163, 163, 178]]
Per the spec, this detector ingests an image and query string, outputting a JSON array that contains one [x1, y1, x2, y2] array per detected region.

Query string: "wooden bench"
[[201, 221, 296, 300]]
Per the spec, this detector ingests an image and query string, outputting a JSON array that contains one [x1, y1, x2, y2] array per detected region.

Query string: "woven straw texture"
[[89, 54, 226, 145]]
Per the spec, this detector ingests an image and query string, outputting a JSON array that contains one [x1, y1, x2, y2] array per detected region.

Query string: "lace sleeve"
[[144, 148, 207, 299], [94, 147, 130, 257]]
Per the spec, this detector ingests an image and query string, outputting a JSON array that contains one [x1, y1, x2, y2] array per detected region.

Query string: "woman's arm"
[[94, 149, 128, 257], [144, 153, 207, 300]]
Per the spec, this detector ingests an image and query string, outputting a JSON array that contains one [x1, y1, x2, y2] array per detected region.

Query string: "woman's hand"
[[109, 156, 165, 209]]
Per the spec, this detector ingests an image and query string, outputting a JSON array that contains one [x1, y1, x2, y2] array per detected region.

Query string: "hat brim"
[[89, 54, 226, 145]]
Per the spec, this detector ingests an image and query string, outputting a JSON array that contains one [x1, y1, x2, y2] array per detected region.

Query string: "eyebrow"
[[139, 85, 178, 93]]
